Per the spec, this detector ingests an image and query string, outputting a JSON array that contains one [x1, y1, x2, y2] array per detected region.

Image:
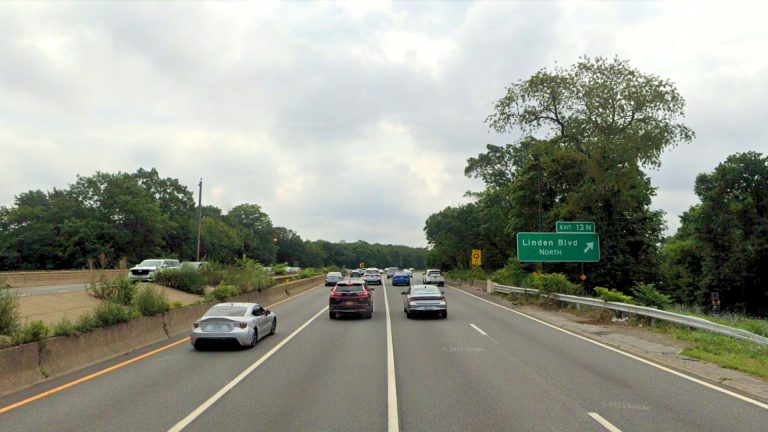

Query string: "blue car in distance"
[[391, 272, 411, 286]]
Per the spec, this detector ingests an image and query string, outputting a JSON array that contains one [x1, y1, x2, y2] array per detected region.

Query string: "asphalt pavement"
[[1, 272, 767, 432], [12, 284, 87, 297]]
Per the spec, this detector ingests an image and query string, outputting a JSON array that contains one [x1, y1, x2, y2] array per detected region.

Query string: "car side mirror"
[[401, 291, 407, 295], [441, 291, 445, 295], [368, 287, 375, 291]]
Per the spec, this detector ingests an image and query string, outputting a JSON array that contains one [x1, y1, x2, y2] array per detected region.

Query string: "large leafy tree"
[[226, 204, 276, 264], [459, 56, 694, 289], [690, 152, 768, 313], [424, 204, 481, 269]]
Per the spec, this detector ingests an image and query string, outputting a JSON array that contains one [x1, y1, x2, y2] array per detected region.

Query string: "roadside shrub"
[[448, 267, 487, 282], [52, 317, 76, 337], [74, 313, 96, 333], [207, 285, 240, 302], [631, 282, 672, 309], [273, 263, 288, 275], [19, 320, 49, 344], [594, 287, 633, 304], [490, 258, 531, 287], [155, 268, 205, 295], [531, 273, 584, 298], [0, 287, 20, 337], [200, 262, 226, 286], [133, 285, 170, 316], [170, 301, 183, 310], [299, 268, 326, 279], [92, 301, 131, 327], [87, 277, 136, 305], [223, 260, 273, 293]]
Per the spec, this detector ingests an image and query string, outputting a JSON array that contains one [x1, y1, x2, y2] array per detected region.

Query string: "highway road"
[[11, 283, 87, 297], [1, 272, 767, 431]]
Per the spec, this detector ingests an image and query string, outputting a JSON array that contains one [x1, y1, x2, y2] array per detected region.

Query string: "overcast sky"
[[1, 1, 767, 247]]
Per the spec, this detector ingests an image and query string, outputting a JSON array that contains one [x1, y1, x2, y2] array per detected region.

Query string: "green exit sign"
[[517, 232, 600, 262], [556, 221, 595, 233]]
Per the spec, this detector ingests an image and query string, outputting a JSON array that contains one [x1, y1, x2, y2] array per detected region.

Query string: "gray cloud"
[[1, 1, 767, 246]]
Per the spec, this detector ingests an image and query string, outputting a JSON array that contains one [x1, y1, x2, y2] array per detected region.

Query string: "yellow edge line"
[[0, 283, 323, 415]]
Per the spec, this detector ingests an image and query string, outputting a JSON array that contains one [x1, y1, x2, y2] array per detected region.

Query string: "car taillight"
[[331, 291, 343, 298], [193, 322, 199, 328], [356, 291, 369, 297], [235, 322, 248, 329]]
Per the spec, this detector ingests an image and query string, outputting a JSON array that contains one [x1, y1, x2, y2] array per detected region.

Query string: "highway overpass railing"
[[492, 283, 768, 346]]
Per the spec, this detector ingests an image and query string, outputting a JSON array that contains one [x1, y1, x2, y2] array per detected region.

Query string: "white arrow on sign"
[[583, 242, 594, 254]]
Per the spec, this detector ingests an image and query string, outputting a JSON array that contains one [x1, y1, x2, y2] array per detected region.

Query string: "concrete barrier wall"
[[0, 343, 44, 397], [40, 315, 168, 379], [1, 270, 124, 288], [0, 274, 325, 397]]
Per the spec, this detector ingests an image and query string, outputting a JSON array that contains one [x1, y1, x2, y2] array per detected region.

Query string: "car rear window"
[[204, 305, 249, 317], [138, 260, 162, 267], [411, 286, 441, 295], [364, 271, 379, 275], [427, 271, 441, 276], [335, 284, 365, 294]]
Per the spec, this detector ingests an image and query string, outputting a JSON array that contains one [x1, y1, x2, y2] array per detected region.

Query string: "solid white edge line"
[[167, 306, 329, 432], [448, 286, 768, 411], [588, 412, 623, 432], [382, 278, 400, 432], [469, 323, 488, 336]]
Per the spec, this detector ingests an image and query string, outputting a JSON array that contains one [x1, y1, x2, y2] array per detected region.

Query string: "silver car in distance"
[[191, 302, 276, 350], [402, 284, 447, 319]]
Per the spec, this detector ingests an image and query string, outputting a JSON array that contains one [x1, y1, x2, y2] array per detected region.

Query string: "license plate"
[[344, 301, 355, 306]]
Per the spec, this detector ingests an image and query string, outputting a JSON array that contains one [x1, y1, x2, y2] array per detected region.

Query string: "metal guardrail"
[[493, 283, 768, 346]]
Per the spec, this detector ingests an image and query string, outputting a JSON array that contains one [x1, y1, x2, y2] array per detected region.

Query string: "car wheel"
[[366, 310, 373, 319], [441, 310, 448, 319], [192, 340, 204, 351], [406, 311, 412, 319], [329, 310, 336, 320], [250, 329, 258, 347], [269, 318, 277, 335]]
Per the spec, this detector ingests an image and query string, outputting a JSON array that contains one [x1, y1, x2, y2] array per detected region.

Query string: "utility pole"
[[196, 178, 202, 261], [536, 155, 544, 274]]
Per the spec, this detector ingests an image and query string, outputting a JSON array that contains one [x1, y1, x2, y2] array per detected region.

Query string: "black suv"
[[329, 280, 374, 319]]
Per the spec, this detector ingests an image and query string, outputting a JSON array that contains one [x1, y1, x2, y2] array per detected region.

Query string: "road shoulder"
[[447, 281, 768, 403]]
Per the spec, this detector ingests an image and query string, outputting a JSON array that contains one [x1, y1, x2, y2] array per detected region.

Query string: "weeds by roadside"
[[0, 287, 20, 338], [133, 285, 169, 316], [18, 320, 49, 344], [206, 285, 239, 302], [87, 277, 136, 305], [154, 268, 205, 295], [52, 317, 76, 337]]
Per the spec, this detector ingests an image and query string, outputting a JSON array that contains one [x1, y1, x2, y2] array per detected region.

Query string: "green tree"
[[226, 204, 276, 264], [691, 152, 768, 313], [424, 204, 480, 269], [274, 227, 309, 266], [199, 217, 242, 263], [457, 56, 693, 289]]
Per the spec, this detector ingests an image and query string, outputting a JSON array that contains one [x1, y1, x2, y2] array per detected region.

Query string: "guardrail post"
[[486, 279, 494, 294]]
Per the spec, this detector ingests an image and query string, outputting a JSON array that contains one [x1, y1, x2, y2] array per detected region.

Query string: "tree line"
[[0, 168, 426, 271], [424, 56, 767, 314]]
